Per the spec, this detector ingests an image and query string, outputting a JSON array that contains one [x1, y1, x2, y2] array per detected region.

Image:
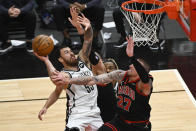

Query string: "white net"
[[121, 0, 163, 46]]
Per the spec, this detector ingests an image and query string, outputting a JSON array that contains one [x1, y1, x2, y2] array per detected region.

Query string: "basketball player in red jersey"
[[51, 36, 153, 131]]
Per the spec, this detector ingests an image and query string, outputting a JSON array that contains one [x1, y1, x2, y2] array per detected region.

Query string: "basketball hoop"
[[121, 0, 180, 46]]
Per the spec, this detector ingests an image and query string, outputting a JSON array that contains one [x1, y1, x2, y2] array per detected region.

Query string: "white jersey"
[[62, 60, 103, 130]]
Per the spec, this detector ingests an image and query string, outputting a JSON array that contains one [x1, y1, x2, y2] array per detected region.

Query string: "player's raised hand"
[[69, 7, 79, 26], [33, 52, 49, 62], [68, 7, 84, 34], [126, 36, 134, 57], [77, 13, 91, 31]]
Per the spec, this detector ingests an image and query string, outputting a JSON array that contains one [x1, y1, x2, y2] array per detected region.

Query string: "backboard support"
[[121, 0, 196, 42], [176, 0, 196, 41]]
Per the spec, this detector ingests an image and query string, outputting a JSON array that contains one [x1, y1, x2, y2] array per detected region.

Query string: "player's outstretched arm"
[[78, 14, 93, 62], [38, 86, 63, 120], [51, 70, 126, 87], [126, 36, 152, 95], [126, 35, 134, 57], [68, 7, 84, 35], [91, 70, 126, 84]]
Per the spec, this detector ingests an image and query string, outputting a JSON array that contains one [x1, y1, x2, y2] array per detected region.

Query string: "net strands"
[[121, 0, 163, 46]]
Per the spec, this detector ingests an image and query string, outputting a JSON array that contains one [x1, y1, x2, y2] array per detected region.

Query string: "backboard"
[[176, 0, 196, 41]]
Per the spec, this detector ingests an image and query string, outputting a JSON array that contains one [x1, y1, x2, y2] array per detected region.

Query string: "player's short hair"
[[103, 58, 119, 70], [55, 45, 70, 59]]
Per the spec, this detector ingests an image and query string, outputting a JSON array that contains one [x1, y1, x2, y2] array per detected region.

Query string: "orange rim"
[[121, 0, 166, 14]]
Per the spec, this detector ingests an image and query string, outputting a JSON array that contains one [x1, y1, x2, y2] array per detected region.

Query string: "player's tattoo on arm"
[[108, 70, 125, 81], [81, 26, 93, 60], [69, 70, 125, 86], [83, 40, 92, 57], [84, 26, 93, 42], [70, 76, 94, 85], [93, 70, 126, 84]]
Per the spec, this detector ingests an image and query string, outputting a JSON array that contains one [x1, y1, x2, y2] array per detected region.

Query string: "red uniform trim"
[[127, 78, 140, 83], [104, 122, 118, 131], [124, 119, 149, 124], [122, 71, 128, 81], [120, 116, 149, 124]]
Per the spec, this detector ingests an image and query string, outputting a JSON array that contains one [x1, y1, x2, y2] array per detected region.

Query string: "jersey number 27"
[[117, 95, 132, 112]]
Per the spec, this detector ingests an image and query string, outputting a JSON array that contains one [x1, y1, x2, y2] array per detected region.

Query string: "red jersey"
[[116, 71, 153, 121]]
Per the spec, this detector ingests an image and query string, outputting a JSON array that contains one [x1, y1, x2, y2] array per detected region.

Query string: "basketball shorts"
[[65, 106, 103, 131], [98, 115, 151, 131]]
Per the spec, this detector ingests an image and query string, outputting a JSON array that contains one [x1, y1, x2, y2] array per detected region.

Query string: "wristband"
[[89, 50, 100, 65], [130, 56, 149, 83]]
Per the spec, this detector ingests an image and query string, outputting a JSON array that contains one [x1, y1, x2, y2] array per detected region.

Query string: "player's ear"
[[58, 57, 63, 63]]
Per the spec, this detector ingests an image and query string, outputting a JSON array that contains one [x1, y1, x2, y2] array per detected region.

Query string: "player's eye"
[[64, 50, 69, 54]]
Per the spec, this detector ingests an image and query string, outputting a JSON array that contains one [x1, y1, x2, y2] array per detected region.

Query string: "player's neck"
[[63, 65, 78, 71]]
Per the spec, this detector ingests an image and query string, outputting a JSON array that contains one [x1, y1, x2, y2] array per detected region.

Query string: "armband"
[[130, 56, 149, 83], [89, 50, 100, 65]]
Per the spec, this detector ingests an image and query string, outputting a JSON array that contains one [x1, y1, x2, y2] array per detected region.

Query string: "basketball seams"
[[32, 35, 54, 56]]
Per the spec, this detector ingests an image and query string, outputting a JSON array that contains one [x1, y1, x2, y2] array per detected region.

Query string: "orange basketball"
[[32, 35, 54, 56]]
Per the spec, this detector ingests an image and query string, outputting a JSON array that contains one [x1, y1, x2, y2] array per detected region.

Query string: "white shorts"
[[66, 106, 103, 131]]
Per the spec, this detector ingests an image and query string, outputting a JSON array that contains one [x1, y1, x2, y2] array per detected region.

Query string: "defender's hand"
[[68, 7, 84, 34], [77, 13, 91, 31], [126, 36, 134, 57]]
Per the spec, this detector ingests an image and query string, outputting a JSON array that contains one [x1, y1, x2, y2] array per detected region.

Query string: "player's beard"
[[65, 58, 79, 66]]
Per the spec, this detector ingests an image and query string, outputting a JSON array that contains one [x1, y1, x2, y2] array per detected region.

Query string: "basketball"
[[32, 35, 54, 56]]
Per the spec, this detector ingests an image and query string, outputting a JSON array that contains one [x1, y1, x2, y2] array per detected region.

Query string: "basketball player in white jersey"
[[35, 7, 103, 131]]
